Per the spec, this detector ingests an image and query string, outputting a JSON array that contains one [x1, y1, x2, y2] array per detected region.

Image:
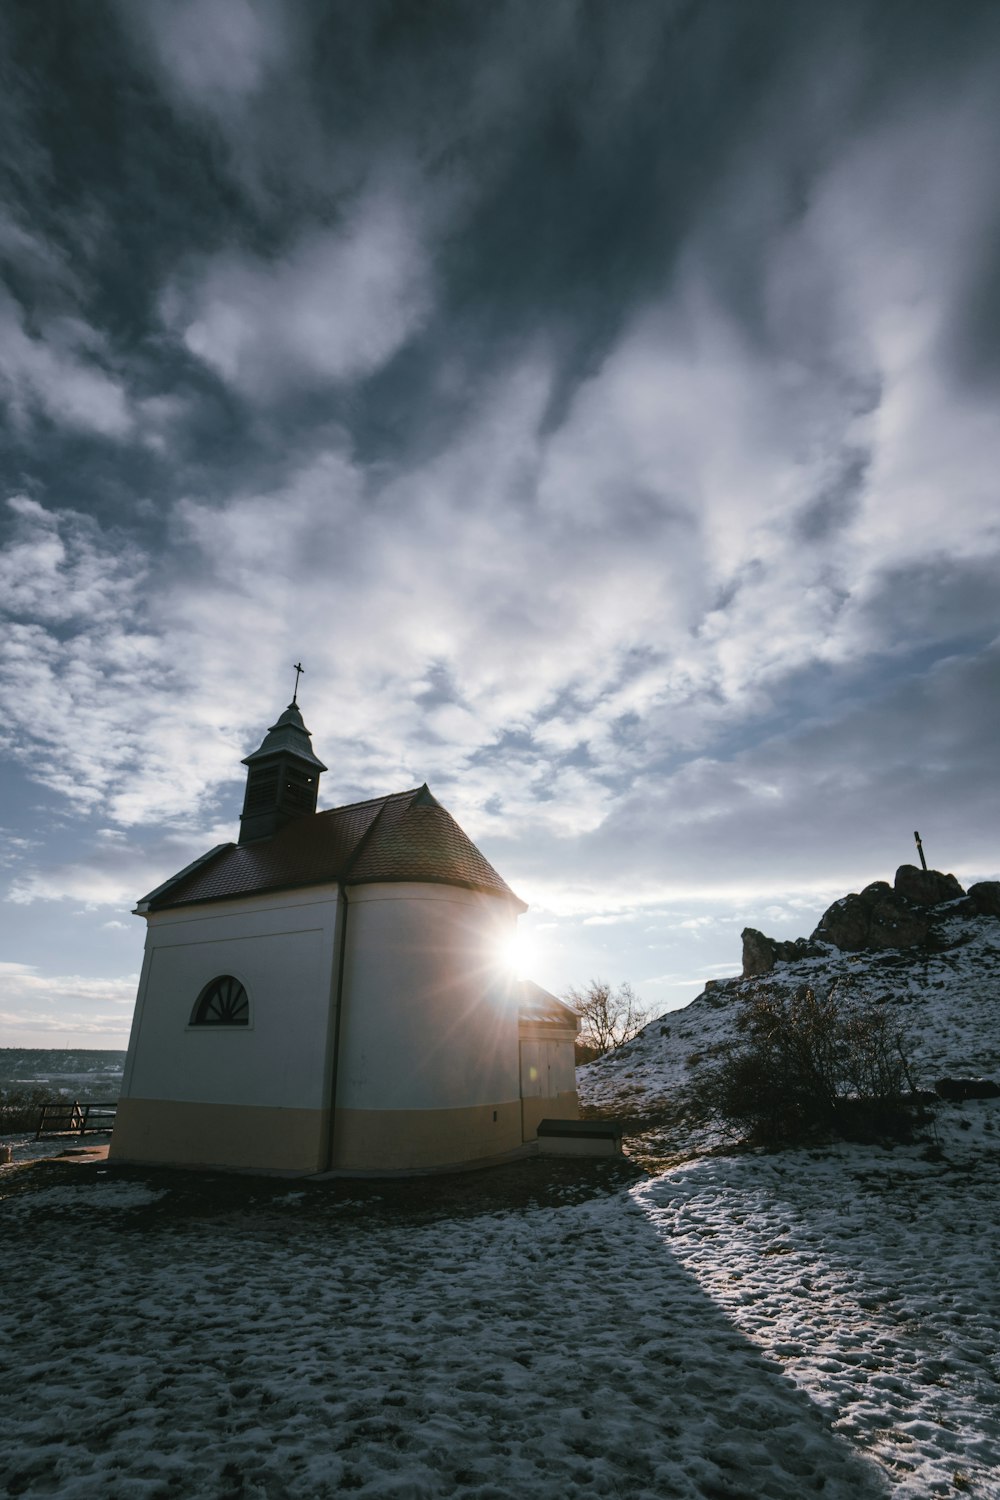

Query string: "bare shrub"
[[567, 980, 652, 1062], [0, 1086, 59, 1135], [690, 986, 923, 1145]]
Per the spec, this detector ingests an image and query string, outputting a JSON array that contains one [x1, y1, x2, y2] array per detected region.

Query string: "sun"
[[496, 926, 538, 979]]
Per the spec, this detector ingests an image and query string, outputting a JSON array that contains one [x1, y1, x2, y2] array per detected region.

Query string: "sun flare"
[[496, 927, 538, 979]]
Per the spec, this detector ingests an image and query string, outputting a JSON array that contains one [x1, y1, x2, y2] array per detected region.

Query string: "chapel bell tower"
[[238, 691, 328, 844]]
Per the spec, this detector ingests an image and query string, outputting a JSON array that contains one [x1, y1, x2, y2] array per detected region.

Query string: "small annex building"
[[111, 697, 579, 1174]]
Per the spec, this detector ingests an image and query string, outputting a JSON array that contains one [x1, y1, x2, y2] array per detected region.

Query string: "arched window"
[[191, 975, 250, 1027]]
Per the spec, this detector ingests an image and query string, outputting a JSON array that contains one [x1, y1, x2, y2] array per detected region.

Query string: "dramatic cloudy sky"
[[2, 0, 999, 1047]]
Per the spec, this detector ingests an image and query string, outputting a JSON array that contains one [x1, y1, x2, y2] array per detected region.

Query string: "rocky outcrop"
[[966, 881, 1000, 918], [740, 865, 989, 977], [811, 882, 930, 953], [741, 928, 825, 977], [741, 928, 779, 977], [893, 864, 965, 906], [935, 1077, 1000, 1101]]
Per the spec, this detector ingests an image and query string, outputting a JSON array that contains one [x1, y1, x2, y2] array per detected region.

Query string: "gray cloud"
[[511, 643, 1000, 898], [2, 1, 1000, 1037], [164, 189, 435, 398], [0, 292, 133, 437]]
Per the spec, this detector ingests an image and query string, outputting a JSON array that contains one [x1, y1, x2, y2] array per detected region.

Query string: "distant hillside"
[[578, 865, 1000, 1160]]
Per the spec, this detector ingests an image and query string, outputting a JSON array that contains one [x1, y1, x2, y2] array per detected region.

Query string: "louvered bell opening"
[[244, 765, 280, 812], [281, 766, 317, 815]]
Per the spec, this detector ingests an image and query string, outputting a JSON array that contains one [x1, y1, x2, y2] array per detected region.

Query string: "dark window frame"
[[190, 975, 251, 1027]]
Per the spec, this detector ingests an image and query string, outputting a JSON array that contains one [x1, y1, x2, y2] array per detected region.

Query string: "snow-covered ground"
[[2, 907, 998, 1498], [637, 1107, 1000, 1499], [3, 1160, 892, 1500]]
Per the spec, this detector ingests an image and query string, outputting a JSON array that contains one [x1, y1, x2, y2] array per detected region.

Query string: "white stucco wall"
[[121, 886, 341, 1111], [336, 883, 520, 1112], [518, 1038, 577, 1099]]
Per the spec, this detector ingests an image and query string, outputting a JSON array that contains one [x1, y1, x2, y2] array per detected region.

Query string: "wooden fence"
[[35, 1101, 118, 1139]]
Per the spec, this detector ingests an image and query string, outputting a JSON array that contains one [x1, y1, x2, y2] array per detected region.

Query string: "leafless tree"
[[566, 979, 652, 1060]]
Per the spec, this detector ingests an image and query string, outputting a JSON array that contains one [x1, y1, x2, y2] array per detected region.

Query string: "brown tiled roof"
[[140, 786, 526, 912], [517, 979, 579, 1029]]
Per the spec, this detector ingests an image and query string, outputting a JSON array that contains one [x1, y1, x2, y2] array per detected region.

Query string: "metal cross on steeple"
[[292, 661, 305, 704]]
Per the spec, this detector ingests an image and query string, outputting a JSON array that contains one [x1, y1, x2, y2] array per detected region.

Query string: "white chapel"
[[111, 694, 579, 1173]]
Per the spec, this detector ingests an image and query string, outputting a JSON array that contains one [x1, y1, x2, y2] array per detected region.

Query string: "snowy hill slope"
[[579, 879, 1000, 1152]]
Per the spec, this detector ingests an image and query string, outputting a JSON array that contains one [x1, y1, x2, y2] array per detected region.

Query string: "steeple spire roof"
[[242, 701, 327, 773], [238, 697, 327, 844]]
